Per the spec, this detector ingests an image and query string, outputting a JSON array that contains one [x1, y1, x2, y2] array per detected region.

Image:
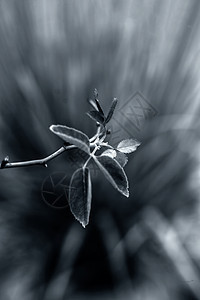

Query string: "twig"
[[0, 145, 76, 169], [0, 123, 104, 170]]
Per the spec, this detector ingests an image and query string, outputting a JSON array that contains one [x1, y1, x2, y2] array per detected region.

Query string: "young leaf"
[[93, 155, 129, 197], [88, 98, 98, 111], [50, 125, 90, 154], [117, 139, 141, 154], [94, 88, 104, 116], [94, 88, 98, 98], [101, 149, 117, 159], [69, 167, 92, 228], [114, 151, 128, 167], [105, 98, 118, 124], [87, 110, 105, 124]]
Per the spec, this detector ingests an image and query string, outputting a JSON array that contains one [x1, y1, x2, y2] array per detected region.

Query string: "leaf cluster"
[[50, 89, 141, 227]]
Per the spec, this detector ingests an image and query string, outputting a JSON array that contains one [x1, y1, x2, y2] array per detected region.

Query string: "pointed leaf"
[[94, 89, 104, 116], [114, 151, 128, 167], [93, 155, 129, 197], [105, 98, 118, 124], [69, 167, 92, 227], [94, 88, 99, 98], [88, 98, 98, 111], [50, 125, 90, 154], [117, 139, 141, 153], [101, 149, 117, 158], [95, 99, 104, 116], [87, 110, 105, 124]]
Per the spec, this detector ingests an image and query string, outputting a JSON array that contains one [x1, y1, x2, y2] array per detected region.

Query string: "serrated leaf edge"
[[50, 124, 90, 154], [93, 156, 129, 197], [117, 139, 141, 153], [114, 151, 128, 167], [101, 149, 117, 158], [69, 167, 92, 228]]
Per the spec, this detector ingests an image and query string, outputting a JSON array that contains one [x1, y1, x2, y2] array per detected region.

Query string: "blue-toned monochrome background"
[[0, 1, 200, 299]]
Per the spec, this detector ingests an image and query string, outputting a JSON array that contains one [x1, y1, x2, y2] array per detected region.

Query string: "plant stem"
[[83, 145, 99, 169], [100, 142, 114, 149], [89, 125, 103, 145], [0, 121, 106, 170], [0, 145, 75, 169]]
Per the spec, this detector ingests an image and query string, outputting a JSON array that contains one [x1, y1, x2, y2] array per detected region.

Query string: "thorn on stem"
[[106, 129, 111, 135]]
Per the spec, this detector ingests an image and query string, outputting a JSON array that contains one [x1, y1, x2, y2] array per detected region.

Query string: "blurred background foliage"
[[0, 0, 200, 299]]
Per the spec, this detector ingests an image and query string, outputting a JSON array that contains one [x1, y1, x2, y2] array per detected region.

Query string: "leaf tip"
[[122, 187, 129, 198], [49, 124, 55, 132], [125, 190, 129, 198], [94, 88, 98, 98], [81, 222, 88, 228]]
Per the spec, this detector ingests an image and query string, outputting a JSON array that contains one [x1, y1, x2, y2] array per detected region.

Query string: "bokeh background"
[[0, 0, 200, 299]]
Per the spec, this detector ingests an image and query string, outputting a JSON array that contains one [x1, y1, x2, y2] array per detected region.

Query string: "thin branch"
[[100, 142, 114, 149], [0, 145, 75, 169], [0, 123, 105, 170], [89, 124, 104, 146]]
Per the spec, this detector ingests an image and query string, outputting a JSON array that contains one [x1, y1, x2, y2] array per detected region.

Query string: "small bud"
[[1, 156, 9, 168], [106, 129, 111, 135], [94, 88, 98, 98]]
